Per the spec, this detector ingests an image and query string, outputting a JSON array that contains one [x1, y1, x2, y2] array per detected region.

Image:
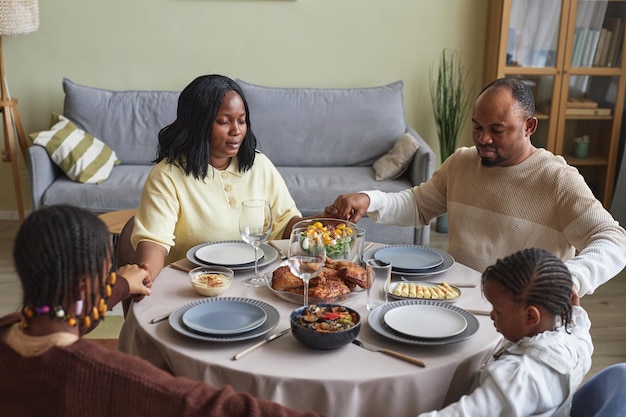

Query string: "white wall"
[[0, 0, 488, 215]]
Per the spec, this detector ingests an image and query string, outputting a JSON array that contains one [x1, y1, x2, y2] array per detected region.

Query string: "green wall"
[[1, 0, 488, 216]]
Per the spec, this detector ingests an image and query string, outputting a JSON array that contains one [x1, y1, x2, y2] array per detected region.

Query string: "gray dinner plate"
[[182, 300, 267, 335], [368, 299, 478, 345], [169, 297, 279, 342], [187, 240, 278, 271], [364, 245, 455, 277]]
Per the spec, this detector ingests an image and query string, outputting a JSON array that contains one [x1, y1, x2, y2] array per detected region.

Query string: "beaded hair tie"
[[21, 272, 117, 329]]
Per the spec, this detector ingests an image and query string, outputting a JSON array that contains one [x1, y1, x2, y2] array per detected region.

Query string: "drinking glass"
[[239, 199, 272, 287], [288, 227, 326, 306]]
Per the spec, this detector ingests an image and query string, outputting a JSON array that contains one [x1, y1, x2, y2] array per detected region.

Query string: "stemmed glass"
[[239, 199, 272, 287], [288, 227, 326, 306]]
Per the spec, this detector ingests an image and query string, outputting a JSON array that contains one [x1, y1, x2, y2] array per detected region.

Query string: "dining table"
[[117, 240, 503, 417]]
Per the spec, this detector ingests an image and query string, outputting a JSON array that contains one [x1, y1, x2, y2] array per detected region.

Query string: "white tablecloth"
[[118, 241, 502, 417]]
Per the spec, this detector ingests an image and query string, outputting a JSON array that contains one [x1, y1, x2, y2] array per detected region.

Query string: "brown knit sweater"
[[0, 278, 325, 417]]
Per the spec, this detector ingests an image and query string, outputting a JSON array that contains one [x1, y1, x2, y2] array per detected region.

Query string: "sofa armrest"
[[405, 127, 435, 187], [27, 145, 62, 210], [404, 127, 436, 246]]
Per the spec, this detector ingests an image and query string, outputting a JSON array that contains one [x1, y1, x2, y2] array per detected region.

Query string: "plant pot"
[[436, 214, 448, 234]]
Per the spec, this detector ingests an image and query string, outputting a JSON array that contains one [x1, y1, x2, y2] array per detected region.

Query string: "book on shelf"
[[605, 17, 623, 67], [567, 98, 598, 109], [581, 30, 601, 67], [593, 28, 609, 66], [572, 28, 588, 67], [599, 30, 613, 66], [565, 107, 611, 116]]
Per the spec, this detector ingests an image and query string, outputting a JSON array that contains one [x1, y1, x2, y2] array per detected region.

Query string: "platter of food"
[[387, 281, 461, 301], [264, 258, 367, 305]]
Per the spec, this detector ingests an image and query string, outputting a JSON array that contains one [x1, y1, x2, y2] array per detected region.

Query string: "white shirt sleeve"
[[565, 234, 626, 296], [362, 189, 420, 227]]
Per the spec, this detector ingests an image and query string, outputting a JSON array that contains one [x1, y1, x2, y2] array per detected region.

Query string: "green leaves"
[[429, 49, 473, 162]]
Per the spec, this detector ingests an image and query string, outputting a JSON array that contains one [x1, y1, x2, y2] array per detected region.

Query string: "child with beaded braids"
[[0, 205, 325, 417], [419, 248, 593, 417]]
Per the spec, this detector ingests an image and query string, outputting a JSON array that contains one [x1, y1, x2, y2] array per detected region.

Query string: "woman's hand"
[[118, 264, 152, 298]]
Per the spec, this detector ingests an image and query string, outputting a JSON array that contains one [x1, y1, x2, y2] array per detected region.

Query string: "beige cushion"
[[372, 133, 420, 181], [30, 114, 120, 184]]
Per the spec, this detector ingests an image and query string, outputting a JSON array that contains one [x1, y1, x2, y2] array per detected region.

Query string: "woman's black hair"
[[481, 247, 573, 329], [154, 74, 257, 179], [13, 205, 111, 319]]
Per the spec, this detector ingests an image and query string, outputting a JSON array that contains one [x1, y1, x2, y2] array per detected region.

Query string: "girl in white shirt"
[[418, 247, 593, 417]]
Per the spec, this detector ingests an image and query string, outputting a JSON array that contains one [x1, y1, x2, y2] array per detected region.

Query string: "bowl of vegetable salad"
[[290, 304, 361, 349], [293, 218, 358, 260]]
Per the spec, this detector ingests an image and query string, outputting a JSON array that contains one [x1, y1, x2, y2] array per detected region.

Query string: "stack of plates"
[[363, 245, 455, 277], [169, 297, 279, 342], [368, 300, 479, 346], [186, 240, 279, 271]]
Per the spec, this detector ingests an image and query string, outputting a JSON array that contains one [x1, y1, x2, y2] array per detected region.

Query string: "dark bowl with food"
[[290, 304, 361, 350]]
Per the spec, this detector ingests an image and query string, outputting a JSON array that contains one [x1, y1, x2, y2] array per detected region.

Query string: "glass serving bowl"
[[292, 218, 358, 260]]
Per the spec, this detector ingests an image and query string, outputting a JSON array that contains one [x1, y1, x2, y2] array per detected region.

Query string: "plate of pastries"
[[264, 257, 367, 305]]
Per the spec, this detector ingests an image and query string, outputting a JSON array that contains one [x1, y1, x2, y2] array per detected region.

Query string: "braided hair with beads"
[[14, 205, 113, 330], [481, 247, 574, 330]]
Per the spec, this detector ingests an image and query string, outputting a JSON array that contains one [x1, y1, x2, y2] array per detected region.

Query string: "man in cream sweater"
[[327, 78, 626, 296]]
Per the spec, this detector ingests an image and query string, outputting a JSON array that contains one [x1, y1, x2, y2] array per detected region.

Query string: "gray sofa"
[[27, 78, 435, 245]]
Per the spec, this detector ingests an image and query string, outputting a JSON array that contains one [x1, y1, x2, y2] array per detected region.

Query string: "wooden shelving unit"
[[484, 0, 626, 208]]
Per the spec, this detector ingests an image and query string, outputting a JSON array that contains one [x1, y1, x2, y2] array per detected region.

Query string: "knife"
[[150, 312, 171, 324], [465, 308, 491, 316], [232, 328, 291, 360], [352, 339, 427, 367]]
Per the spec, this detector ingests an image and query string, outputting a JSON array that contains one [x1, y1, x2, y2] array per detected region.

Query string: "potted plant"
[[429, 49, 473, 233]]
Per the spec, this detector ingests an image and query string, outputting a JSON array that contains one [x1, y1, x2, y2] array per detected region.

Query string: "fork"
[[268, 241, 287, 260], [352, 339, 427, 367]]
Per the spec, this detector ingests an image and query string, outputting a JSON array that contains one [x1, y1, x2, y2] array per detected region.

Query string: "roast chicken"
[[272, 257, 368, 300]]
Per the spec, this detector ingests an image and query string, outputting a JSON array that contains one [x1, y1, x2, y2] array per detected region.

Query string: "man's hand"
[[325, 193, 370, 223], [571, 285, 580, 306]]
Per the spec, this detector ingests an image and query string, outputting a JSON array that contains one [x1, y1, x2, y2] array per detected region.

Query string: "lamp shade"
[[0, 0, 39, 36]]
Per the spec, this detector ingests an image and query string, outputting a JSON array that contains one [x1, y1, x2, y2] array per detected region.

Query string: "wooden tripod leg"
[[11, 101, 28, 164], [1, 100, 25, 221]]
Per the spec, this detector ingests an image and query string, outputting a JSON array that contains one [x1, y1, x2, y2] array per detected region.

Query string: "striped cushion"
[[30, 114, 120, 184]]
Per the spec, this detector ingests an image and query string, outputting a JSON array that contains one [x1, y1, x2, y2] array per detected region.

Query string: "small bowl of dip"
[[188, 266, 234, 297]]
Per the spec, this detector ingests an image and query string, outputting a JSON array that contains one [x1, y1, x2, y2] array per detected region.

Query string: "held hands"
[[325, 193, 370, 223], [118, 263, 152, 301]]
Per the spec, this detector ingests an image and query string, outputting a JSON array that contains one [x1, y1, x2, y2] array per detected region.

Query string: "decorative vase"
[[436, 214, 448, 234], [574, 135, 590, 159]]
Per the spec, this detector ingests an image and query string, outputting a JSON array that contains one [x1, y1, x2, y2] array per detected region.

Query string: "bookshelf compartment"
[[485, 0, 626, 207], [571, 0, 625, 68]]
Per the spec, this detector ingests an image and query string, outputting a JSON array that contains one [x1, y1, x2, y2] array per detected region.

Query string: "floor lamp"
[[0, 0, 39, 222]]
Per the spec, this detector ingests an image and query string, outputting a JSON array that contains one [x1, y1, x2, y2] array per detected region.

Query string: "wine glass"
[[239, 199, 272, 287], [288, 227, 327, 306]]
